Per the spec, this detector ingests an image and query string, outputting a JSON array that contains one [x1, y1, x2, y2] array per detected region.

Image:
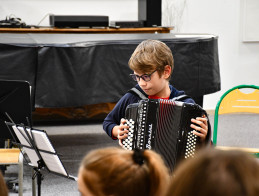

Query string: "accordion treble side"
[[122, 99, 207, 171]]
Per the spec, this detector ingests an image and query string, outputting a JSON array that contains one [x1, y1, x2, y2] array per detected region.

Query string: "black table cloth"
[[0, 33, 220, 108]]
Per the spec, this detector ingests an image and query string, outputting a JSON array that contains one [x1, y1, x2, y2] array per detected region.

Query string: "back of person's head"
[[128, 39, 174, 80], [0, 171, 8, 196], [78, 147, 170, 196], [166, 148, 259, 196]]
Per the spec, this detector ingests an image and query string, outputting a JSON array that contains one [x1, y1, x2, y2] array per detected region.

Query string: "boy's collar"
[[148, 95, 170, 100]]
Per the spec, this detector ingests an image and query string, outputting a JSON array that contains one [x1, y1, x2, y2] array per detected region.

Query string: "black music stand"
[[5, 121, 77, 196], [0, 80, 32, 191], [0, 80, 32, 145]]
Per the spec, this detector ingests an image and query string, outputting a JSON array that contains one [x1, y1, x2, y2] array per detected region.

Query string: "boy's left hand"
[[190, 115, 208, 141]]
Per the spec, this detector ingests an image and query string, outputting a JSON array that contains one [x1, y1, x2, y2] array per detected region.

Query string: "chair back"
[[213, 84, 259, 145]]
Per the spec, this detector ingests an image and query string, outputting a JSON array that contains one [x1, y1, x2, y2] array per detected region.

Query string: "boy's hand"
[[190, 115, 208, 141], [112, 118, 129, 146]]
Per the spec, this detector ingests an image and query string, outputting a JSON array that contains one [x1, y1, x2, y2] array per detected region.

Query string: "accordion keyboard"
[[122, 119, 135, 150], [185, 131, 198, 158]]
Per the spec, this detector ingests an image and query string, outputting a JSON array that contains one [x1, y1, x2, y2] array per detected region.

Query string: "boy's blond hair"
[[128, 39, 174, 80]]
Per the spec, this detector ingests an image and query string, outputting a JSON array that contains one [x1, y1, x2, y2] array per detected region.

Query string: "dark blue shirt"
[[103, 84, 195, 138]]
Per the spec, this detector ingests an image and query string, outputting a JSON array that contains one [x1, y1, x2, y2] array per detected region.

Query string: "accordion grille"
[[154, 100, 181, 170]]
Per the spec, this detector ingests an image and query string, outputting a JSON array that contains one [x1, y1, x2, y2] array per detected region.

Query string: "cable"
[[37, 13, 53, 26]]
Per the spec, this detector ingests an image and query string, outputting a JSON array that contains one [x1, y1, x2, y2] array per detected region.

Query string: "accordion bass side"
[[122, 99, 208, 171]]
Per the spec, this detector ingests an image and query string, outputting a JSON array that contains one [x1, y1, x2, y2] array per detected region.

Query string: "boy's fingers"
[[192, 130, 205, 140], [118, 129, 128, 135], [120, 118, 126, 124], [118, 132, 129, 146], [190, 124, 206, 134], [117, 127, 129, 140], [191, 118, 206, 129], [118, 134, 128, 140], [119, 139, 124, 147], [195, 116, 208, 125]]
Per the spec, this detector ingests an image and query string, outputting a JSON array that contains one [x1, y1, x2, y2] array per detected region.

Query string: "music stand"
[[5, 121, 77, 196], [0, 80, 32, 144]]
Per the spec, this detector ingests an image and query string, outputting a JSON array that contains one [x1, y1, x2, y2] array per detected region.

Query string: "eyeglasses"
[[130, 70, 157, 82]]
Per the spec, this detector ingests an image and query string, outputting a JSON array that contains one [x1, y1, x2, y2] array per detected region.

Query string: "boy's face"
[[134, 65, 171, 98]]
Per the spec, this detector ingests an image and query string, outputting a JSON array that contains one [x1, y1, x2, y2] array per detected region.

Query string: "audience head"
[[0, 171, 8, 196], [128, 39, 174, 81], [166, 148, 259, 196], [78, 147, 170, 196]]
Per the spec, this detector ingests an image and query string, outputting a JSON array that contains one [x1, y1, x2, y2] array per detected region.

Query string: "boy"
[[103, 39, 210, 144]]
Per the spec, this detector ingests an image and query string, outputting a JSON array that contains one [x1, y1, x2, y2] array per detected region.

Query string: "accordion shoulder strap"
[[128, 87, 148, 100], [129, 87, 191, 101], [172, 94, 191, 102]]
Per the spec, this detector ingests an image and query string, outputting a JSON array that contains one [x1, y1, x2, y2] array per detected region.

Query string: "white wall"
[[1, 0, 258, 110], [178, 0, 259, 109], [0, 0, 138, 26]]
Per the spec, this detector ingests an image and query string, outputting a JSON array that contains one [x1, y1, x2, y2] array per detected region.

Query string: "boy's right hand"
[[112, 118, 129, 146]]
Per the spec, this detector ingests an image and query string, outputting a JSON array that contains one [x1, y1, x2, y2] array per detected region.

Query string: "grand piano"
[[0, 32, 220, 121]]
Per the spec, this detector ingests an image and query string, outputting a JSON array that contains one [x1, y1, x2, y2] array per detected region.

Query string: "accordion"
[[122, 99, 208, 171]]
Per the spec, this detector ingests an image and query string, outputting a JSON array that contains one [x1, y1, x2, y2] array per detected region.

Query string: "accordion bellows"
[[122, 99, 207, 171]]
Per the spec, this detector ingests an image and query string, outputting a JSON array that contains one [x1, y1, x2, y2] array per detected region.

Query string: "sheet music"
[[30, 129, 55, 153], [30, 128, 67, 175], [11, 125, 71, 178], [17, 126, 68, 176], [12, 126, 30, 146], [23, 147, 39, 167], [39, 152, 67, 176], [12, 126, 38, 166]]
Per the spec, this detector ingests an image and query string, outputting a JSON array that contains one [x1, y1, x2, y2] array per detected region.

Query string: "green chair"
[[213, 84, 259, 157]]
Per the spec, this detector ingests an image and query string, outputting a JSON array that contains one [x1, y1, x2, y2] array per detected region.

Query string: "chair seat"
[[216, 146, 259, 158], [216, 146, 259, 153]]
